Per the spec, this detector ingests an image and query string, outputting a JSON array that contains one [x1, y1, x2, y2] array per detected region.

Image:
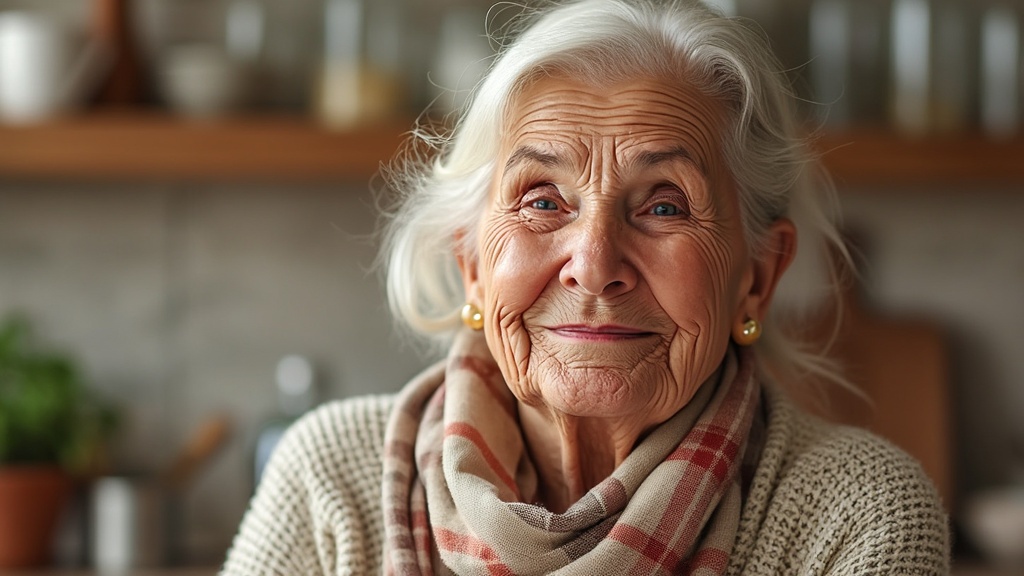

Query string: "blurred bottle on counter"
[[92, 0, 144, 105], [889, 0, 932, 134], [225, 0, 265, 66], [429, 7, 492, 115], [980, 3, 1021, 138], [810, 0, 856, 127], [888, 0, 976, 135], [930, 0, 975, 134], [252, 355, 317, 489], [810, 0, 890, 128], [313, 0, 406, 129]]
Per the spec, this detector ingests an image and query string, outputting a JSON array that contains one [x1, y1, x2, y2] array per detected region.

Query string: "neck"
[[518, 403, 646, 513]]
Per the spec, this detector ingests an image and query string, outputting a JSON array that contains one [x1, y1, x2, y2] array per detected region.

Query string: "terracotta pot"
[[0, 465, 72, 568]]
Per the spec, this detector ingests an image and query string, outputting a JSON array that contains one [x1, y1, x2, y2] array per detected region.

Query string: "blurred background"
[[1, 0, 1023, 572]]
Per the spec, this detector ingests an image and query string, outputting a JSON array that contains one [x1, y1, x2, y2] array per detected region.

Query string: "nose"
[[558, 212, 638, 297]]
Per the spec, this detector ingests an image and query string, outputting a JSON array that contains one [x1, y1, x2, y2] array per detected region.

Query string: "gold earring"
[[732, 318, 761, 346], [461, 303, 484, 331]]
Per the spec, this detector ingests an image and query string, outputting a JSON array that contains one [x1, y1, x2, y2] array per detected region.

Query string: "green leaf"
[[0, 314, 118, 471]]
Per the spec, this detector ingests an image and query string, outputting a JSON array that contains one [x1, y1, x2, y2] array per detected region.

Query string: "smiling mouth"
[[549, 325, 655, 342]]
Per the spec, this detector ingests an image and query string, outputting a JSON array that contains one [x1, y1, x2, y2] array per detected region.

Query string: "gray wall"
[[2, 179, 1023, 561], [840, 189, 1024, 496], [0, 180, 432, 562]]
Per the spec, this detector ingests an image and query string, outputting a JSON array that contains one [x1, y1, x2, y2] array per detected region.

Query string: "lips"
[[548, 324, 655, 342]]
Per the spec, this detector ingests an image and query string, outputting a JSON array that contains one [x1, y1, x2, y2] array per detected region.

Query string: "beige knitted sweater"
[[222, 389, 950, 575]]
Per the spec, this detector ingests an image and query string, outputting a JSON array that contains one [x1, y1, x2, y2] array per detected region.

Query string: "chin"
[[538, 367, 648, 419]]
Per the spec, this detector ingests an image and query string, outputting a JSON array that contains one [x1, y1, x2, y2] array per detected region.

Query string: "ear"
[[454, 231, 483, 305], [735, 218, 797, 324]]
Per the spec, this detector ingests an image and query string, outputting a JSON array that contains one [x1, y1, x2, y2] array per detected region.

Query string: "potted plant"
[[0, 315, 117, 568]]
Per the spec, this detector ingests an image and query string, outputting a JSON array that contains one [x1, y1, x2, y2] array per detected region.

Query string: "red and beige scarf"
[[382, 330, 760, 575]]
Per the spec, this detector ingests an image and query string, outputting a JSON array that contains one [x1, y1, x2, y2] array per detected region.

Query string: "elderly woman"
[[223, 0, 949, 574]]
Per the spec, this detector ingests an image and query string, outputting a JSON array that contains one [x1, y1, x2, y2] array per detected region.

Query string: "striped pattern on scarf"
[[382, 330, 760, 575]]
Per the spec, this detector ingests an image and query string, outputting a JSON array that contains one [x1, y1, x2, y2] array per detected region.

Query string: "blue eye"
[[532, 199, 559, 210], [651, 203, 681, 216]]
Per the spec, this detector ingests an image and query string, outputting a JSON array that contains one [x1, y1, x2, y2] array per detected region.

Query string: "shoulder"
[[781, 403, 941, 511], [731, 391, 950, 575], [267, 393, 396, 534], [262, 394, 395, 498], [277, 394, 396, 470], [222, 394, 396, 576]]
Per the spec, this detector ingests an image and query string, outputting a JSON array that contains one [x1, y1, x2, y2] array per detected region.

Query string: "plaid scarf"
[[383, 330, 760, 575]]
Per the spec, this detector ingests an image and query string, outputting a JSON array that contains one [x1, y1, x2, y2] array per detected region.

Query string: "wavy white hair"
[[381, 0, 849, 387]]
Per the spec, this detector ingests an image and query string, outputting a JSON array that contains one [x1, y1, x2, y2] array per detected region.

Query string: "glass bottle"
[[890, 0, 933, 135], [810, 0, 855, 126], [931, 0, 975, 133], [252, 355, 317, 490], [429, 7, 492, 115], [889, 0, 976, 135], [810, 0, 891, 127], [979, 2, 1021, 138]]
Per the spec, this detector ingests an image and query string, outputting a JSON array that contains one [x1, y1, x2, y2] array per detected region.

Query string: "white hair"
[[381, 0, 851, 388]]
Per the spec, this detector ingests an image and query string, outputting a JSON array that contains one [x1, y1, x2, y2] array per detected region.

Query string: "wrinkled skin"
[[457, 75, 795, 512]]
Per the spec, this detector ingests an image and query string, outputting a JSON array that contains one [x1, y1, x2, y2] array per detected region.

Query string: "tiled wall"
[[3, 178, 1023, 560], [0, 180, 432, 562]]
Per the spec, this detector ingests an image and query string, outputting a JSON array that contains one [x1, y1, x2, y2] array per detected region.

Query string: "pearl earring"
[[461, 303, 484, 331], [732, 318, 761, 346]]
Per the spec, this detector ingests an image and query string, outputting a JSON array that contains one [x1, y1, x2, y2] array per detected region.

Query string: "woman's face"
[[459, 74, 790, 425]]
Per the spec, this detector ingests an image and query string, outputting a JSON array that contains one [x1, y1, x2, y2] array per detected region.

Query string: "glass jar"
[[313, 0, 407, 128]]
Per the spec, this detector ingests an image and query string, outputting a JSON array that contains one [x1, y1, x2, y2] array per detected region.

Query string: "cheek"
[[477, 216, 562, 381], [647, 234, 744, 376], [479, 216, 559, 314], [660, 236, 736, 324]]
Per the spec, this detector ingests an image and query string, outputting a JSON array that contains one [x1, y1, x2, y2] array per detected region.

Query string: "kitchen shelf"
[[1, 111, 1023, 187], [0, 110, 411, 182], [815, 128, 1024, 189]]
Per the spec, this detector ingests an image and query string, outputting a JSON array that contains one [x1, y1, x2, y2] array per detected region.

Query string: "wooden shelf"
[[1, 112, 1023, 187], [816, 129, 1024, 189], [0, 111, 410, 182]]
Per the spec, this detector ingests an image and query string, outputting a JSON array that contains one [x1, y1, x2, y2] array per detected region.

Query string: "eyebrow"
[[633, 146, 707, 175], [504, 145, 567, 172], [503, 144, 707, 175]]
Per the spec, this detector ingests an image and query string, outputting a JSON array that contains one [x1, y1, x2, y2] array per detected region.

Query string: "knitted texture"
[[222, 389, 950, 575]]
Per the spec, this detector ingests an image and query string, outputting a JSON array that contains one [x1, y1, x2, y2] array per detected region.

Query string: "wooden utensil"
[[163, 415, 232, 492]]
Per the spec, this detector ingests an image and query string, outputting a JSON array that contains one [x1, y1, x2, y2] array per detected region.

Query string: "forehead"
[[501, 74, 727, 168]]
